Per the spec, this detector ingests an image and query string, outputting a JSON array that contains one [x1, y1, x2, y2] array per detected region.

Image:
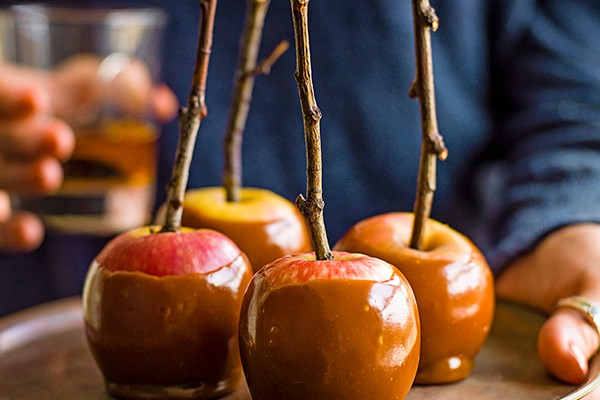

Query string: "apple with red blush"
[[238, 3, 421, 398], [81, 4, 254, 398], [83, 226, 253, 399], [239, 251, 420, 399], [334, 212, 494, 383]]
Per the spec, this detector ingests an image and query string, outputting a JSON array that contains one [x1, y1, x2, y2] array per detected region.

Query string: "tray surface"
[[1, 297, 599, 400]]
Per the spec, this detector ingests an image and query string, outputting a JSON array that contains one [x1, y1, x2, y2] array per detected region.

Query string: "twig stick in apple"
[[162, 0, 218, 233], [223, 0, 289, 202], [408, 0, 448, 250], [290, 0, 333, 261]]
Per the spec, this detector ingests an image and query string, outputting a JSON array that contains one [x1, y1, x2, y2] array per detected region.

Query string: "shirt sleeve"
[[486, 0, 600, 272]]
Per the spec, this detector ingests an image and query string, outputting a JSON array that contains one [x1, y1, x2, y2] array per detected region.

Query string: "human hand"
[[0, 58, 177, 253], [48, 54, 178, 127], [496, 223, 600, 394], [0, 62, 73, 251]]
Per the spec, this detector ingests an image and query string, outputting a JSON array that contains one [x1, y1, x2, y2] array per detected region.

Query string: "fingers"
[[109, 74, 178, 123], [0, 155, 64, 194], [151, 83, 179, 123], [0, 212, 45, 252], [0, 91, 69, 196], [0, 192, 44, 252], [0, 63, 74, 195], [0, 64, 62, 252], [496, 224, 600, 385], [538, 307, 600, 384], [0, 63, 49, 117], [0, 62, 75, 164], [0, 115, 74, 160], [100, 55, 178, 122]]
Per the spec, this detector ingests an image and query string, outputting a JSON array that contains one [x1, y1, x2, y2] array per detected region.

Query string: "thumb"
[[495, 224, 600, 386], [538, 295, 600, 384]]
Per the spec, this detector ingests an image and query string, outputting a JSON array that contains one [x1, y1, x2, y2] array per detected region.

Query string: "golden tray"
[[1, 297, 599, 399]]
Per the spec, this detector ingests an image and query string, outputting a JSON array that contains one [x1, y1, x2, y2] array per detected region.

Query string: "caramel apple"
[[239, 251, 420, 399], [179, 2, 303, 273], [334, 0, 495, 384], [334, 212, 494, 383], [182, 187, 311, 271], [239, 1, 421, 397], [82, 3, 253, 398], [83, 227, 253, 399]]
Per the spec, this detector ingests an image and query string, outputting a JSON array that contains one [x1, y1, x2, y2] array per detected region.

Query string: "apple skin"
[[83, 226, 253, 400], [95, 226, 243, 276], [239, 251, 420, 400], [334, 212, 495, 384], [181, 187, 312, 271]]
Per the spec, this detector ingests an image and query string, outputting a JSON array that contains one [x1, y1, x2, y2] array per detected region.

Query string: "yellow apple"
[[182, 187, 312, 271]]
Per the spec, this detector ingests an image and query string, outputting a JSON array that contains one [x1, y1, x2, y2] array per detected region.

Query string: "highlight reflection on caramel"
[[239, 273, 420, 400], [334, 212, 495, 384], [410, 255, 494, 383], [83, 255, 252, 399]]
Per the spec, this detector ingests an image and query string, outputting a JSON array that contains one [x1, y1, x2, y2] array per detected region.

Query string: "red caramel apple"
[[334, 212, 494, 384], [239, 251, 420, 400], [83, 226, 253, 399], [182, 187, 311, 271]]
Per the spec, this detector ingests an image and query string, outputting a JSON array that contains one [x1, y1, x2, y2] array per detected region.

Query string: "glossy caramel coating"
[[239, 253, 420, 400], [335, 212, 495, 384], [83, 254, 252, 399], [182, 187, 311, 271]]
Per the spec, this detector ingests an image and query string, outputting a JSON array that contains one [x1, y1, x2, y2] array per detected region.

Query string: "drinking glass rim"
[[5, 3, 167, 27]]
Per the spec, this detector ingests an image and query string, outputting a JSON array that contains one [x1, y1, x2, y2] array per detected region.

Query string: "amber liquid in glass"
[[15, 119, 159, 235]]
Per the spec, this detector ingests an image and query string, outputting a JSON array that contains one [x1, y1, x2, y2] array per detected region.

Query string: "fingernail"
[[569, 342, 588, 374]]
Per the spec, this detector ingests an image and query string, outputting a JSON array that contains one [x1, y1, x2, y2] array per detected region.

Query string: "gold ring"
[[555, 295, 600, 337]]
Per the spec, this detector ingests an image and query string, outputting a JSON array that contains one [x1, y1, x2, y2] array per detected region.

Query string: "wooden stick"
[[222, 0, 289, 202], [162, 0, 218, 232], [290, 0, 333, 261], [408, 0, 448, 249]]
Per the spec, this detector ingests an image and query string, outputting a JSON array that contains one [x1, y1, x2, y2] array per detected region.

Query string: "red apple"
[[334, 212, 494, 384], [238, 251, 420, 400], [181, 187, 312, 271], [83, 226, 253, 399]]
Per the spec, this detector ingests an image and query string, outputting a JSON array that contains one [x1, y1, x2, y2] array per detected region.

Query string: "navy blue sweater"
[[1, 0, 599, 316]]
